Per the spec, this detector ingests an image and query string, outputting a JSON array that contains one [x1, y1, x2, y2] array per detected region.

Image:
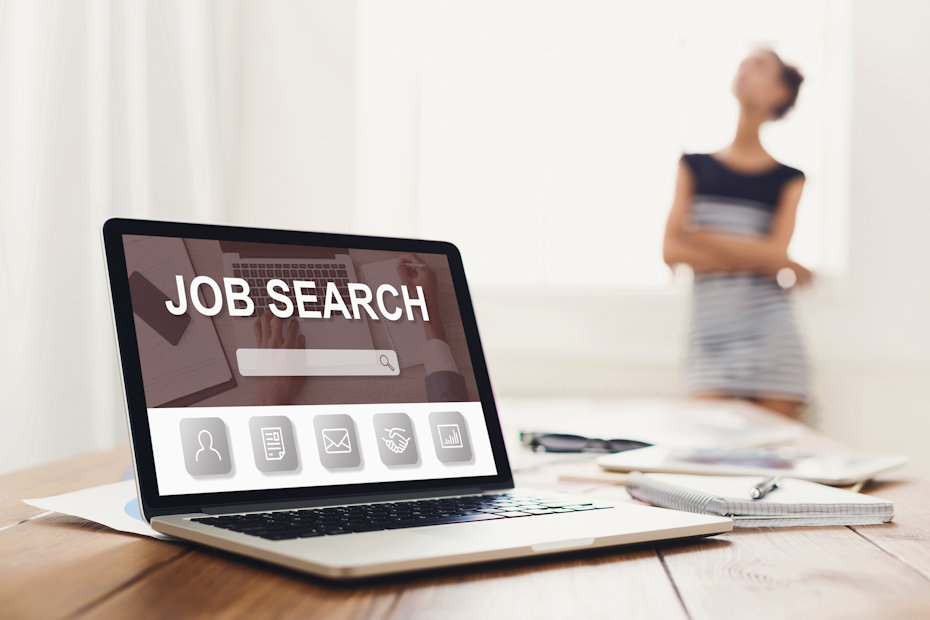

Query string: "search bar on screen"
[[236, 348, 400, 377]]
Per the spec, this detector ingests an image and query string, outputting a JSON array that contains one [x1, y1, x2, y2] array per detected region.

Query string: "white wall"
[[472, 0, 930, 475], [817, 0, 930, 470], [354, 0, 930, 475]]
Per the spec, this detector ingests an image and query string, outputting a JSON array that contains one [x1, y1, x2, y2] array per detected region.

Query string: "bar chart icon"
[[437, 424, 463, 449], [429, 411, 472, 463]]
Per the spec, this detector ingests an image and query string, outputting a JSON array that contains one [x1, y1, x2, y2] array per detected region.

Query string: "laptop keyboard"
[[192, 493, 613, 541], [231, 261, 351, 317]]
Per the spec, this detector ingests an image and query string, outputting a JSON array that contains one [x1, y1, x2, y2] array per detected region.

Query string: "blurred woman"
[[663, 49, 811, 419]]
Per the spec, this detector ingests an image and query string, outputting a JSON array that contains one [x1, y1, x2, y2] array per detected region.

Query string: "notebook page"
[[624, 472, 726, 516], [731, 515, 892, 528], [638, 474, 893, 517]]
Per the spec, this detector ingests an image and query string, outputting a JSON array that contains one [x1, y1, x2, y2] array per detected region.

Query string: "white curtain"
[[0, 0, 357, 473]]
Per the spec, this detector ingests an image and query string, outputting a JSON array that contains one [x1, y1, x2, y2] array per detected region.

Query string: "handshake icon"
[[374, 413, 419, 466], [382, 428, 412, 454]]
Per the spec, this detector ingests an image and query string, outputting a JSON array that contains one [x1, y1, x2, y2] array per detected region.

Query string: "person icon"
[[180, 418, 231, 476], [195, 429, 223, 462]]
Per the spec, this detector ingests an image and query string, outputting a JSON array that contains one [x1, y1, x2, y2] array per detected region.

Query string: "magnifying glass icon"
[[379, 354, 396, 373]]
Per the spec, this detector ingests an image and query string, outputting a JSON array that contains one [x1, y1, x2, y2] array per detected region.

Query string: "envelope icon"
[[322, 428, 352, 454]]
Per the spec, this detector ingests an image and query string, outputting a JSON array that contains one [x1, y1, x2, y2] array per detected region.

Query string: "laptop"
[[102, 218, 731, 580]]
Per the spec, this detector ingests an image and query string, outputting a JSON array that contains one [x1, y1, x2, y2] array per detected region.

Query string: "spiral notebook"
[[625, 472, 894, 527]]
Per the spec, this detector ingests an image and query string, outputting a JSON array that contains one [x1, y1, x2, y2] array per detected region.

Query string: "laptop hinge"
[[200, 485, 509, 515]]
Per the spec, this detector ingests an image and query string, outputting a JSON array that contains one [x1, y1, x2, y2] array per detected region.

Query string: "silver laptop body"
[[103, 218, 731, 580]]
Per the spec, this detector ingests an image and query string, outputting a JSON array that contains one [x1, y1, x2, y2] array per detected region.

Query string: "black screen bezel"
[[102, 218, 513, 519]]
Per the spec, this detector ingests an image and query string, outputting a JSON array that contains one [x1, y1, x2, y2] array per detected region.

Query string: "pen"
[[748, 475, 781, 500]]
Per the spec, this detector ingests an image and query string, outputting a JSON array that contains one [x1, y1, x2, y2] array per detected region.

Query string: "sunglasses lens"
[[528, 434, 652, 454], [534, 434, 588, 452], [605, 439, 652, 453]]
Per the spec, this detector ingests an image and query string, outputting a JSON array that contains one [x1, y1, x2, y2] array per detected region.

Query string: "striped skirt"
[[686, 273, 809, 401]]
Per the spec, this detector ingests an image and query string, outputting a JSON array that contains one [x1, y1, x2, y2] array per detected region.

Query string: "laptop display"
[[115, 228, 501, 499]]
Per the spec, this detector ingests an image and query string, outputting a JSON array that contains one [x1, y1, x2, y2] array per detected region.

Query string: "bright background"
[[1, 0, 928, 475]]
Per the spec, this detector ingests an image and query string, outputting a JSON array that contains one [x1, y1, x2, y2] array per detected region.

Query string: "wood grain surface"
[[3, 444, 929, 619]]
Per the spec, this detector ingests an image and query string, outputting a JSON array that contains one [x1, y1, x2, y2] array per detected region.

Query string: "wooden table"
[[3, 441, 930, 619]]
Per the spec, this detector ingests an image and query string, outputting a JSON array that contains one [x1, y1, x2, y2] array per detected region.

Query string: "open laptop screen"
[[119, 232, 499, 497]]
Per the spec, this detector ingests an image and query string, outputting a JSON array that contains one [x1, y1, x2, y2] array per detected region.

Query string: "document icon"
[[262, 427, 286, 460], [313, 414, 361, 469], [249, 416, 299, 473]]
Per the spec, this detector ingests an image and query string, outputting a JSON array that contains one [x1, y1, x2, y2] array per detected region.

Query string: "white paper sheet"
[[22, 480, 171, 540], [123, 235, 233, 407]]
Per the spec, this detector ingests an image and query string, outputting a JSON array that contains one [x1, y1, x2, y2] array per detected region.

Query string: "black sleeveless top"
[[681, 153, 804, 211]]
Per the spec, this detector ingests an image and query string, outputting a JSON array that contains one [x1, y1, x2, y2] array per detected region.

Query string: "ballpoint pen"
[[748, 475, 782, 500]]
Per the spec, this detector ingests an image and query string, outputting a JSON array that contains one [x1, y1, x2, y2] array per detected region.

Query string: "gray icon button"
[[373, 412, 419, 467], [313, 414, 361, 469], [179, 418, 232, 476], [429, 411, 473, 464], [249, 416, 299, 473]]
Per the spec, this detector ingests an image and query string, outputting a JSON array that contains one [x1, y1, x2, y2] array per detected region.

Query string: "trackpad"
[[417, 513, 593, 550]]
